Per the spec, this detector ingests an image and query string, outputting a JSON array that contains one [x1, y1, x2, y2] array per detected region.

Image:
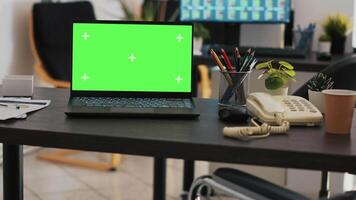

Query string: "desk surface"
[[194, 52, 350, 72], [1, 87, 356, 173]]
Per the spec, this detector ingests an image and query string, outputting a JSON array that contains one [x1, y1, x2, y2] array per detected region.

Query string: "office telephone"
[[223, 93, 323, 140]]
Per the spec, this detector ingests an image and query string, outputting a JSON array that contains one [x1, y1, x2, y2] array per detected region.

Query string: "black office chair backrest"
[[294, 55, 356, 98], [32, 1, 95, 81]]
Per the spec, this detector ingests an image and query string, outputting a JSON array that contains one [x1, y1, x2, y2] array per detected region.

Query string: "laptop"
[[65, 21, 199, 118]]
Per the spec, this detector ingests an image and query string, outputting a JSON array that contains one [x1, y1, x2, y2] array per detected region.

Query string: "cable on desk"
[[223, 113, 290, 140]]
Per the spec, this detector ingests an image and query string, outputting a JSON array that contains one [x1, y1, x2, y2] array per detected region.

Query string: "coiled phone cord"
[[223, 113, 290, 140]]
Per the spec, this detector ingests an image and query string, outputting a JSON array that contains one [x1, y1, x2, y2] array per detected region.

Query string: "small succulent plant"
[[256, 60, 296, 90], [307, 73, 334, 92]]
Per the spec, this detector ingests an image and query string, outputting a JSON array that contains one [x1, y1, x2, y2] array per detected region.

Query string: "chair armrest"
[[213, 168, 310, 200], [328, 191, 356, 200]]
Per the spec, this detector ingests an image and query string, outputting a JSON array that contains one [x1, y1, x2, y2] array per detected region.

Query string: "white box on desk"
[[2, 75, 34, 97]]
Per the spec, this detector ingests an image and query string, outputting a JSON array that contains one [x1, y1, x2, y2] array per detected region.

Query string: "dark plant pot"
[[330, 37, 346, 55]]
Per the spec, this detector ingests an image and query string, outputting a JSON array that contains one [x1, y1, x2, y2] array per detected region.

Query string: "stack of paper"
[[0, 98, 50, 120]]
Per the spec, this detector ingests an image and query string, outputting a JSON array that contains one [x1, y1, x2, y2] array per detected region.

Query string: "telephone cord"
[[223, 113, 290, 140]]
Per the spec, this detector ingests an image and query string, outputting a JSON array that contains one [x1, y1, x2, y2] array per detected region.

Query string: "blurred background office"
[[0, 0, 354, 82]]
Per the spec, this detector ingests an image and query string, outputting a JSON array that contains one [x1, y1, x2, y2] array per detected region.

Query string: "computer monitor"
[[180, 0, 291, 23]]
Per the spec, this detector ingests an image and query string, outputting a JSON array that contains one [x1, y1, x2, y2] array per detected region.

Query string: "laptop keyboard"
[[71, 97, 193, 109]]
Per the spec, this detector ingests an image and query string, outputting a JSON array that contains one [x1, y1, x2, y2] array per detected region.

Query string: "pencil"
[[220, 55, 227, 68], [210, 49, 225, 71], [210, 49, 233, 85], [221, 48, 234, 72]]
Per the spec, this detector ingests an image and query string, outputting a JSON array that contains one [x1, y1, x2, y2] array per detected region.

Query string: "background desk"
[[194, 52, 351, 72], [2, 88, 356, 200]]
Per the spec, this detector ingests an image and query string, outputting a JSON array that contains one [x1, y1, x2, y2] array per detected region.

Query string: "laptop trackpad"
[[110, 108, 154, 113]]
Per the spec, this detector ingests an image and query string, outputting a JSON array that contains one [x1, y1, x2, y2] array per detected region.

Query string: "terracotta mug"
[[323, 89, 356, 134]]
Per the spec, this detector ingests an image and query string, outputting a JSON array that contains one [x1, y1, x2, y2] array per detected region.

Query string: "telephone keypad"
[[283, 98, 317, 113]]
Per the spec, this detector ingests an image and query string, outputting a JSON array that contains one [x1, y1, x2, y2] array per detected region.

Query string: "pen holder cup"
[[218, 71, 251, 107], [294, 30, 314, 52]]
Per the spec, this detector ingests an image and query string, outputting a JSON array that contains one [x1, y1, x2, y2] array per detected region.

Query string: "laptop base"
[[65, 97, 200, 118], [65, 107, 200, 118]]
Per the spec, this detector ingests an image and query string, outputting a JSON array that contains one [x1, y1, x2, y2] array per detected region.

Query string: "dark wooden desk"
[[194, 52, 350, 72], [2, 87, 356, 200]]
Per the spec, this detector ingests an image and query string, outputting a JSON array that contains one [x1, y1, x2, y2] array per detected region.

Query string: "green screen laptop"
[[65, 21, 199, 117]]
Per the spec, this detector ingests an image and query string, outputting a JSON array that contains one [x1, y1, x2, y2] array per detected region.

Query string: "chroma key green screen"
[[72, 23, 192, 92]]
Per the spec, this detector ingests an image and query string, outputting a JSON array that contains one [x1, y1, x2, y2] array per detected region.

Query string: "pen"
[[249, 59, 258, 71], [233, 49, 239, 68], [240, 54, 250, 72], [244, 51, 255, 71], [0, 100, 46, 105], [0, 103, 20, 109], [235, 47, 241, 71], [220, 48, 235, 72], [247, 48, 251, 55]]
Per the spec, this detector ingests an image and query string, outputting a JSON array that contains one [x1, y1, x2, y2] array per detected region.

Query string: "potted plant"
[[193, 23, 210, 54], [307, 73, 334, 113], [318, 34, 331, 53], [321, 13, 352, 55], [256, 60, 296, 96]]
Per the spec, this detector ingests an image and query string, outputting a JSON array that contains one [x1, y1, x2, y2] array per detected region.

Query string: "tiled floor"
[[0, 148, 221, 200]]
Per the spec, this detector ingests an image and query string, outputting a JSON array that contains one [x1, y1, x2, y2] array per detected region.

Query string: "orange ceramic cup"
[[323, 89, 356, 134]]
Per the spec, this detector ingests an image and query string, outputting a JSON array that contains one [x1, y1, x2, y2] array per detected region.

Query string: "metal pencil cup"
[[293, 30, 314, 53], [218, 71, 251, 107]]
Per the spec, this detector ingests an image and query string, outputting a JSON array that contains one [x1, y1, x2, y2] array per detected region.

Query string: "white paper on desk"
[[0, 98, 50, 120], [0, 107, 26, 120]]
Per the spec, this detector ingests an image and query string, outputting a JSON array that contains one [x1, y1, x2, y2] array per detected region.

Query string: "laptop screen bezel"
[[70, 20, 196, 98]]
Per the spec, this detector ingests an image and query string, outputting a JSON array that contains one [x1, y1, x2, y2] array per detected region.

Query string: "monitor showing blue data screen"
[[180, 0, 291, 23]]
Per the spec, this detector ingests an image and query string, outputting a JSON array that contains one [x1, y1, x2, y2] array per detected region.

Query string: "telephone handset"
[[223, 93, 323, 140]]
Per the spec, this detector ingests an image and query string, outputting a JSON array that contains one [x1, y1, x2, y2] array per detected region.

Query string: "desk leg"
[[3, 144, 23, 200], [153, 157, 166, 200], [181, 160, 195, 200], [319, 170, 330, 199]]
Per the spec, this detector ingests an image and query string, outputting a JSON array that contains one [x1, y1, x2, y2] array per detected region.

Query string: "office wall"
[[0, 0, 34, 82], [0, 0, 14, 80], [240, 24, 284, 48]]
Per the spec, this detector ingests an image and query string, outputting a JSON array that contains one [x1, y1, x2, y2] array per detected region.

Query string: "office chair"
[[189, 168, 356, 200], [29, 1, 121, 171], [294, 55, 356, 98]]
